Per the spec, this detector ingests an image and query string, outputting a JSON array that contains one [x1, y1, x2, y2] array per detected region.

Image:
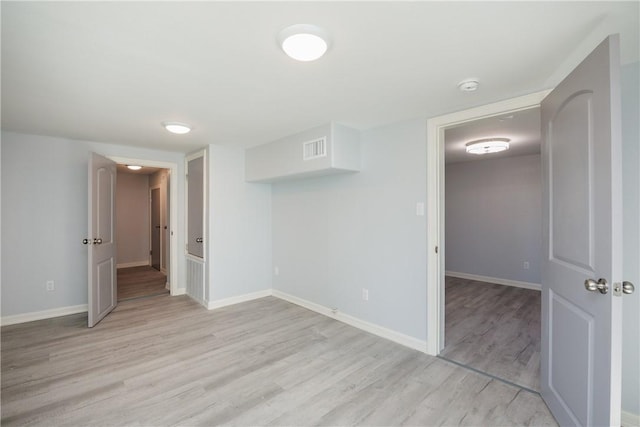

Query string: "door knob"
[[82, 238, 90, 245], [93, 238, 103, 245], [196, 237, 203, 243], [584, 278, 608, 294], [622, 281, 635, 295]]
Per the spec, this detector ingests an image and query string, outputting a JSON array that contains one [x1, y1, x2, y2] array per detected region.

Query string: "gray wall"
[[1, 131, 186, 317], [208, 144, 272, 302], [272, 118, 428, 340], [621, 62, 639, 417], [116, 172, 150, 267], [445, 154, 542, 284]]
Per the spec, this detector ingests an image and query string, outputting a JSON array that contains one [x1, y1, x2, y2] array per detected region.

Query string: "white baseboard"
[[445, 271, 541, 291], [172, 287, 186, 296], [272, 290, 427, 353], [622, 410, 640, 427], [1, 304, 88, 327], [206, 289, 272, 310], [117, 261, 149, 269]]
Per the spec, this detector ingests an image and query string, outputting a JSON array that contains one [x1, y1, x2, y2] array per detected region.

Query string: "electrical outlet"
[[523, 261, 530, 270], [46, 280, 55, 291], [362, 288, 369, 301]]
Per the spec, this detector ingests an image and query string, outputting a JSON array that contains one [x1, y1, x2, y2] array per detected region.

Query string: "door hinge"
[[149, 250, 152, 255], [435, 246, 438, 254]]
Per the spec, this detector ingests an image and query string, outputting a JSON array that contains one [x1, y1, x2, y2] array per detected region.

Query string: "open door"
[[541, 35, 627, 426], [87, 152, 117, 327], [151, 187, 161, 270]]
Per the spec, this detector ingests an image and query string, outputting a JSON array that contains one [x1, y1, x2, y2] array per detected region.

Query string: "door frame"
[[425, 90, 550, 355], [109, 156, 180, 296]]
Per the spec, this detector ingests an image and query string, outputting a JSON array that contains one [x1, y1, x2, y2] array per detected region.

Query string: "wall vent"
[[303, 137, 327, 160]]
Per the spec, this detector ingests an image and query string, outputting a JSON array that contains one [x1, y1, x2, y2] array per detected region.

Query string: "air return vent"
[[303, 137, 327, 160]]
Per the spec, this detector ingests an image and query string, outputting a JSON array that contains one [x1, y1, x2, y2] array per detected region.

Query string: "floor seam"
[[436, 355, 541, 395]]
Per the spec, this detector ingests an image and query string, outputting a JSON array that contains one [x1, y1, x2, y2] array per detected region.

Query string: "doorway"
[[108, 156, 180, 299], [437, 108, 543, 390], [426, 91, 550, 357], [115, 164, 171, 301]]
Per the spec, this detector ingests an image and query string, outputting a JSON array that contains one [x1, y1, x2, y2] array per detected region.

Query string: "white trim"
[[116, 260, 149, 269], [272, 290, 427, 353], [1, 305, 88, 326], [206, 289, 272, 310], [108, 156, 179, 298], [621, 410, 640, 427], [445, 271, 541, 291], [173, 287, 186, 296], [425, 90, 550, 356]]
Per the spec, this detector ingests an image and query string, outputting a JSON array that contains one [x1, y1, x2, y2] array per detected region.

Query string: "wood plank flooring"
[[117, 265, 168, 301], [1, 295, 556, 426], [441, 276, 541, 392]]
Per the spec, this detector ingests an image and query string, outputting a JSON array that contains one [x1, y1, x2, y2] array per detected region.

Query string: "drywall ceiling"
[[1, 2, 638, 153], [445, 107, 541, 164]]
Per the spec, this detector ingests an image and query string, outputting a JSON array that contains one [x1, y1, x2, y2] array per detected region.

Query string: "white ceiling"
[[445, 107, 540, 164], [1, 2, 638, 153]]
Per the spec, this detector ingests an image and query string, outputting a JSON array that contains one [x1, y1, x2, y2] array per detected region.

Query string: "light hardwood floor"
[[117, 265, 169, 301], [441, 276, 541, 392], [1, 295, 556, 426]]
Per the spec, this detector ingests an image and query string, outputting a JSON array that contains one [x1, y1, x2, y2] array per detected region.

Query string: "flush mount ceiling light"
[[162, 122, 191, 134], [278, 24, 329, 62], [458, 79, 480, 92], [466, 138, 511, 155], [127, 165, 142, 171]]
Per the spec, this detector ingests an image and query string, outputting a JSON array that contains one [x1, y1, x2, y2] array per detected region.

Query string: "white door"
[[151, 187, 161, 270], [541, 35, 625, 426], [88, 152, 117, 327]]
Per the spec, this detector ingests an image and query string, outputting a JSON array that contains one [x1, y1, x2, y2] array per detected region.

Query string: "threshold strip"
[[437, 355, 540, 396], [118, 291, 170, 303]]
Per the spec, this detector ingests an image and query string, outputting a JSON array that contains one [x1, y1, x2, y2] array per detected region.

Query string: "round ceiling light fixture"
[[278, 24, 329, 62], [466, 138, 510, 155], [127, 165, 142, 171], [458, 79, 480, 92], [162, 122, 191, 134]]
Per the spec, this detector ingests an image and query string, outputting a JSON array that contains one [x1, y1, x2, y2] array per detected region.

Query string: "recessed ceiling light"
[[278, 24, 329, 62], [466, 138, 510, 155], [127, 165, 142, 171], [162, 122, 191, 134], [458, 79, 480, 92]]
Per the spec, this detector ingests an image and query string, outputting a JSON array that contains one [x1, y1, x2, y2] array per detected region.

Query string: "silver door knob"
[[622, 281, 635, 295], [196, 237, 203, 243], [93, 238, 103, 245], [585, 278, 608, 294], [82, 238, 90, 245]]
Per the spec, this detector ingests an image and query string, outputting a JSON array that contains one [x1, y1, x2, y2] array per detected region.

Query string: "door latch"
[[613, 281, 635, 297]]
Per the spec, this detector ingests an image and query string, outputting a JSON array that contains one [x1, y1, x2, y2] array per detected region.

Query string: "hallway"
[[117, 266, 168, 301]]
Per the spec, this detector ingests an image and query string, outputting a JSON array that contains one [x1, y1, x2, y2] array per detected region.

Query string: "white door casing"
[[88, 152, 117, 327], [541, 35, 622, 427], [425, 90, 549, 355]]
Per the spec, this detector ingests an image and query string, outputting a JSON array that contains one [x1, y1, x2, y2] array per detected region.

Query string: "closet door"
[[187, 155, 204, 258]]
